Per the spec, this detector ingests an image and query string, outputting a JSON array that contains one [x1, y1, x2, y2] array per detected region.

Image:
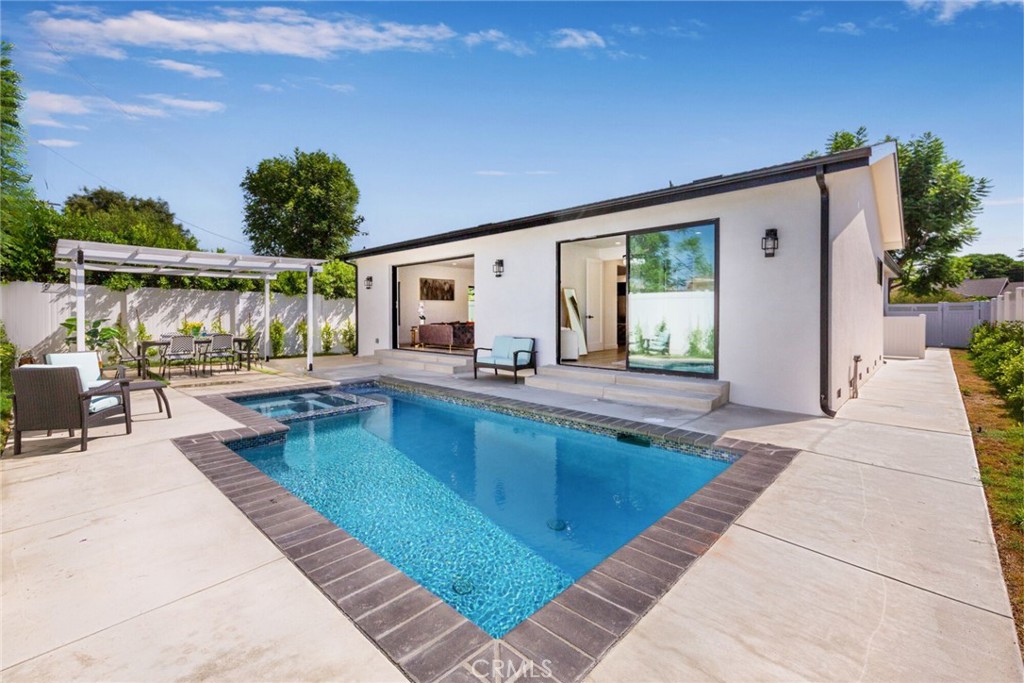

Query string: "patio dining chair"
[[160, 335, 196, 379], [235, 331, 262, 370], [11, 365, 131, 454], [200, 333, 237, 375], [114, 340, 146, 377]]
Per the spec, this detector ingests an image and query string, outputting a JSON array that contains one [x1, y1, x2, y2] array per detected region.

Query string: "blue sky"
[[4, 1, 1022, 257]]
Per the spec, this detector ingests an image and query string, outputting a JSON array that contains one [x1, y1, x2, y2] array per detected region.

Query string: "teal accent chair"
[[473, 336, 537, 384], [11, 364, 131, 454]]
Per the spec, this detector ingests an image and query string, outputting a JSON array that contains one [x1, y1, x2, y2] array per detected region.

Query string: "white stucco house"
[[344, 145, 904, 416]]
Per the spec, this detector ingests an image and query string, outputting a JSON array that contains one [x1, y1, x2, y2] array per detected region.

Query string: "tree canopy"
[[963, 253, 1024, 282], [241, 148, 364, 261], [1, 41, 39, 280], [812, 128, 990, 295]]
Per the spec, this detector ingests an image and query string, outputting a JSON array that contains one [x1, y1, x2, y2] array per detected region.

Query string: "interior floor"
[[562, 347, 627, 370]]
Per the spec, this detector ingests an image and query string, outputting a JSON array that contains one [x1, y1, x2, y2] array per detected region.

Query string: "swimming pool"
[[231, 386, 730, 637]]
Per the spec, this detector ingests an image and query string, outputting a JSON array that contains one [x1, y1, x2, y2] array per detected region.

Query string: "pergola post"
[[263, 277, 271, 361], [306, 265, 314, 371], [73, 248, 86, 350]]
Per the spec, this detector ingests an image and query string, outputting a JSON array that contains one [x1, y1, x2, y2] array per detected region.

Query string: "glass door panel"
[[627, 222, 717, 376]]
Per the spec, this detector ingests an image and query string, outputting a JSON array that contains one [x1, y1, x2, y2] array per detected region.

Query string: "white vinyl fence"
[[0, 281, 354, 360], [990, 286, 1024, 324], [883, 315, 927, 359], [885, 301, 991, 349]]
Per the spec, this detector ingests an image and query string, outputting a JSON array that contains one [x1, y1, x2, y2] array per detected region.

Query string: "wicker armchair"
[[11, 366, 132, 454]]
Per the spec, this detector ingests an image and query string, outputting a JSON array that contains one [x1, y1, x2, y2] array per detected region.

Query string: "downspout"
[[817, 166, 837, 417]]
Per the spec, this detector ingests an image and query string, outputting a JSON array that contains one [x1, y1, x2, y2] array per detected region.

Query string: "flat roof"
[[342, 146, 874, 261], [54, 239, 325, 280]]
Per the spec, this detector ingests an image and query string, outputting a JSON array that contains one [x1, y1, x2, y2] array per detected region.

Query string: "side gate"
[[885, 301, 988, 348]]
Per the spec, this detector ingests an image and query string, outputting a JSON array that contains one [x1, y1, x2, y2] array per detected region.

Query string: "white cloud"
[[551, 28, 606, 50], [26, 90, 93, 115], [819, 22, 864, 35], [256, 83, 283, 93], [475, 170, 511, 176], [26, 88, 224, 123], [151, 58, 223, 78], [795, 8, 825, 22], [524, 170, 556, 176], [905, 0, 1023, 23], [30, 6, 458, 60], [37, 138, 80, 148], [323, 83, 355, 94], [142, 94, 227, 113], [464, 29, 533, 56]]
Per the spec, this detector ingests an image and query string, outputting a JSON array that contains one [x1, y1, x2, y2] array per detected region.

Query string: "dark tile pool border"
[[173, 380, 799, 683]]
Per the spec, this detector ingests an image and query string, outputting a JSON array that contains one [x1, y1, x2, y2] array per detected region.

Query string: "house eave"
[[342, 147, 874, 261]]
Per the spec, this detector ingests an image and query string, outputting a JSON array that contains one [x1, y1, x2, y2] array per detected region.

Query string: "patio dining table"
[[138, 336, 255, 377]]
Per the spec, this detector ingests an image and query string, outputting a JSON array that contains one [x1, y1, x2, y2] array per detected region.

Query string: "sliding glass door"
[[627, 221, 718, 377]]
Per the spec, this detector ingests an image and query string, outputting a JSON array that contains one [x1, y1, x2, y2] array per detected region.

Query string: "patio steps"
[[373, 349, 472, 374], [525, 364, 729, 412]]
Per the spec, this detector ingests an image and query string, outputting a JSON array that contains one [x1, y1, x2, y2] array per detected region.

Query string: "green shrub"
[[968, 321, 1024, 419], [295, 317, 308, 354], [210, 316, 226, 334], [320, 320, 335, 354], [0, 322, 17, 447], [242, 315, 258, 341], [339, 319, 357, 355], [269, 318, 286, 357]]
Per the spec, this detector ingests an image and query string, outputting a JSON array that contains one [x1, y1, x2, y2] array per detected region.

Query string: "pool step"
[[526, 365, 729, 412], [373, 349, 472, 374]]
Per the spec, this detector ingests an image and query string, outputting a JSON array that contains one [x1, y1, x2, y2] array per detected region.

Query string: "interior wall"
[[396, 262, 474, 345], [602, 260, 619, 350]]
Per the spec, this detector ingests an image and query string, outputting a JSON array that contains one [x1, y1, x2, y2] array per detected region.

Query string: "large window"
[[627, 221, 717, 377]]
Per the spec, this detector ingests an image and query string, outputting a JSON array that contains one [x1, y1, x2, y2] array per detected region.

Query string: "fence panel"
[[885, 301, 985, 349], [1, 281, 353, 359]]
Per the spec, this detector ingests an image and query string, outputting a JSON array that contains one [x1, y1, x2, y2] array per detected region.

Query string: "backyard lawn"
[[951, 348, 1024, 650]]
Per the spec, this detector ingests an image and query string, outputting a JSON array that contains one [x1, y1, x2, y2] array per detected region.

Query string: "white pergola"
[[54, 239, 326, 371]]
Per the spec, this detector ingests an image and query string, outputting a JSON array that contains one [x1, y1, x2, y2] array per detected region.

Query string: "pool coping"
[[172, 379, 799, 683]]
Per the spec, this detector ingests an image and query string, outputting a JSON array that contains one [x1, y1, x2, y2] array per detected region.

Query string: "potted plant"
[[60, 317, 121, 364]]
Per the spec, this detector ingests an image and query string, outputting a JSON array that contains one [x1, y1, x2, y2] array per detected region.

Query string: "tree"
[[963, 253, 1024, 282], [813, 128, 990, 295], [241, 148, 364, 261], [1, 41, 42, 282]]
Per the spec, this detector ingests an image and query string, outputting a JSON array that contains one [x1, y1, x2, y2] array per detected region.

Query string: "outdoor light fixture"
[[363, 275, 373, 290], [493, 259, 504, 277], [761, 228, 779, 258]]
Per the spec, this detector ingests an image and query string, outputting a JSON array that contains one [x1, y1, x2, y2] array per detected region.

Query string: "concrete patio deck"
[[2, 349, 1021, 681]]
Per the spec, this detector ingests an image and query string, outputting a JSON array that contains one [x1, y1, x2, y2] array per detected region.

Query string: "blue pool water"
[[232, 387, 730, 636]]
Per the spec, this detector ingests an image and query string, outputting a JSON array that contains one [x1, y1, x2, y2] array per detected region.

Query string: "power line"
[[31, 136, 251, 247], [44, 41, 139, 122], [38, 42, 251, 248]]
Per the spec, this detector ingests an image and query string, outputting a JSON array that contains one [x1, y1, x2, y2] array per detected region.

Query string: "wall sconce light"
[[363, 275, 373, 290], [492, 259, 504, 277], [761, 228, 779, 258]]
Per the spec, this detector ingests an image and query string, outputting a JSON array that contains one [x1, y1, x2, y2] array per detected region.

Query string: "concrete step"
[[374, 349, 472, 375], [525, 365, 728, 412], [536, 364, 729, 400]]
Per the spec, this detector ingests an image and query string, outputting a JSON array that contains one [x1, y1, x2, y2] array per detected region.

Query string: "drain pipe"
[[817, 166, 837, 418]]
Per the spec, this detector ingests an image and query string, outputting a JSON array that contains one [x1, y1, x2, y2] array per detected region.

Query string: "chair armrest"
[[83, 377, 130, 397], [513, 349, 537, 366], [473, 347, 492, 362]]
